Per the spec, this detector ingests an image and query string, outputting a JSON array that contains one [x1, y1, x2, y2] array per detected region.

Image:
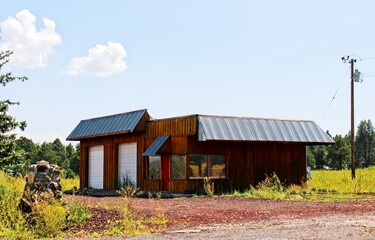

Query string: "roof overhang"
[[143, 136, 170, 156]]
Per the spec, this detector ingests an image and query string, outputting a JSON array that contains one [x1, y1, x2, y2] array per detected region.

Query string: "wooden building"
[[67, 109, 334, 193]]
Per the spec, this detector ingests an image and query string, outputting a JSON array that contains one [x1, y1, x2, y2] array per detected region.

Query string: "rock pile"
[[19, 160, 63, 213]]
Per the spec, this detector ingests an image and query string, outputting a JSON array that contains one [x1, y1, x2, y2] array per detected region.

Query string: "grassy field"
[[61, 177, 79, 192], [311, 166, 375, 193]]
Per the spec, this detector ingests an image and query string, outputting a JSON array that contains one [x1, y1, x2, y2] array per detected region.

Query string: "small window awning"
[[143, 136, 170, 156]]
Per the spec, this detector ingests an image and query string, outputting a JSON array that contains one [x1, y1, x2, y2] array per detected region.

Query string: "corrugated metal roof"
[[143, 136, 170, 156], [197, 115, 334, 144], [67, 109, 147, 140]]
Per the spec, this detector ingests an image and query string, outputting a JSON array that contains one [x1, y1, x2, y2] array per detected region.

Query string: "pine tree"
[[355, 120, 375, 167], [0, 50, 28, 175]]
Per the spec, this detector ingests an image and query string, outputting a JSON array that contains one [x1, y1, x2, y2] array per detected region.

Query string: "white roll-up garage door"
[[118, 142, 137, 186], [88, 145, 104, 189]]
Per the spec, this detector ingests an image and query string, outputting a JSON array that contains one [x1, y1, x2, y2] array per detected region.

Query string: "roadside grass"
[[229, 168, 375, 202]]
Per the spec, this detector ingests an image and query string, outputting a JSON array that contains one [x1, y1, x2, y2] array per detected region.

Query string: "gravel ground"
[[129, 213, 375, 240], [66, 196, 375, 239]]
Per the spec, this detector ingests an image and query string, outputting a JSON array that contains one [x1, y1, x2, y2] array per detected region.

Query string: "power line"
[[319, 65, 350, 124], [358, 56, 375, 61], [347, 54, 375, 62]]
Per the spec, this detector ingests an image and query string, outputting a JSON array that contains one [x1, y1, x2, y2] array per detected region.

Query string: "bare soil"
[[66, 196, 375, 239]]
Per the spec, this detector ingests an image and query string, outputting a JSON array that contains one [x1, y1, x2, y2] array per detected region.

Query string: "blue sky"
[[1, 1, 374, 144]]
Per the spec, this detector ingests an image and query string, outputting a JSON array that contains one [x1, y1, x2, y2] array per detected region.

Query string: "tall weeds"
[[0, 171, 30, 239], [203, 177, 215, 197], [0, 171, 90, 239]]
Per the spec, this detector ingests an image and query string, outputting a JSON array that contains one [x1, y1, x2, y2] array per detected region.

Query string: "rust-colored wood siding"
[[146, 115, 197, 138], [186, 137, 307, 191], [143, 136, 307, 193], [134, 111, 150, 132], [142, 115, 308, 193], [79, 133, 145, 190]]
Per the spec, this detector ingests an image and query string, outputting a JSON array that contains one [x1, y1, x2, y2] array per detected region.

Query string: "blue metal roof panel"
[[67, 109, 147, 140], [197, 115, 334, 144], [143, 136, 170, 156]]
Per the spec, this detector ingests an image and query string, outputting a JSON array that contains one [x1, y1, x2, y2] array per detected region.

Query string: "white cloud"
[[63, 41, 127, 77], [0, 9, 62, 68]]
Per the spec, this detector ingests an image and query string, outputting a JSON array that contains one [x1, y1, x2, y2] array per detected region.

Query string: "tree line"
[[12, 137, 80, 178], [308, 119, 375, 170]]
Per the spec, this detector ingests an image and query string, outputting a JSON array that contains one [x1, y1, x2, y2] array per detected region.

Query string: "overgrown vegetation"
[[0, 170, 90, 239], [230, 168, 375, 202], [106, 197, 168, 237], [66, 199, 91, 228]]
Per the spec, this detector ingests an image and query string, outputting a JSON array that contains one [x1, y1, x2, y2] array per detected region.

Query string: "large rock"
[[19, 160, 62, 213]]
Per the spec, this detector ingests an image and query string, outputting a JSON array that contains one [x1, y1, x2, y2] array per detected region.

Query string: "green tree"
[[306, 147, 316, 169], [52, 138, 68, 168], [327, 134, 350, 170], [307, 145, 328, 169], [15, 136, 39, 161], [66, 143, 80, 178], [37, 142, 58, 164], [0, 50, 28, 175], [355, 120, 375, 168]]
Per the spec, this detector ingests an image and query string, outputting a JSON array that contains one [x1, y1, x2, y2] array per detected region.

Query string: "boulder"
[[19, 160, 62, 213]]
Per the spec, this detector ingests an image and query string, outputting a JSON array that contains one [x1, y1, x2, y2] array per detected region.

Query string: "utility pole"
[[342, 56, 357, 179], [350, 58, 356, 179]]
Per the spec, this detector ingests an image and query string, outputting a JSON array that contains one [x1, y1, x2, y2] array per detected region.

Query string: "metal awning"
[[143, 136, 170, 156]]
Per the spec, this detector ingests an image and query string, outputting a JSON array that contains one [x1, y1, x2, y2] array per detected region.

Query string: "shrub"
[[257, 172, 284, 192], [22, 191, 66, 237], [67, 199, 91, 228], [117, 175, 139, 198], [149, 206, 168, 228], [107, 198, 148, 237], [41, 204, 66, 237]]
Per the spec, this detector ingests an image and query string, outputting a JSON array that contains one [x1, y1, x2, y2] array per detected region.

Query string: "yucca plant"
[[203, 177, 215, 197]]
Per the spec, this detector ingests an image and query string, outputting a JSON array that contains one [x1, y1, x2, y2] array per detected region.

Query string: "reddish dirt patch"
[[65, 196, 375, 235]]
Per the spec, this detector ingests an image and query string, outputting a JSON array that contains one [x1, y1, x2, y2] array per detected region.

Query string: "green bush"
[[67, 199, 91, 228], [41, 204, 67, 237]]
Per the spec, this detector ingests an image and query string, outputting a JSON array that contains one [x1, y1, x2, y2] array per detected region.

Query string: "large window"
[[209, 155, 226, 178], [148, 156, 160, 179], [171, 155, 186, 179], [189, 154, 226, 178], [189, 155, 208, 178]]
